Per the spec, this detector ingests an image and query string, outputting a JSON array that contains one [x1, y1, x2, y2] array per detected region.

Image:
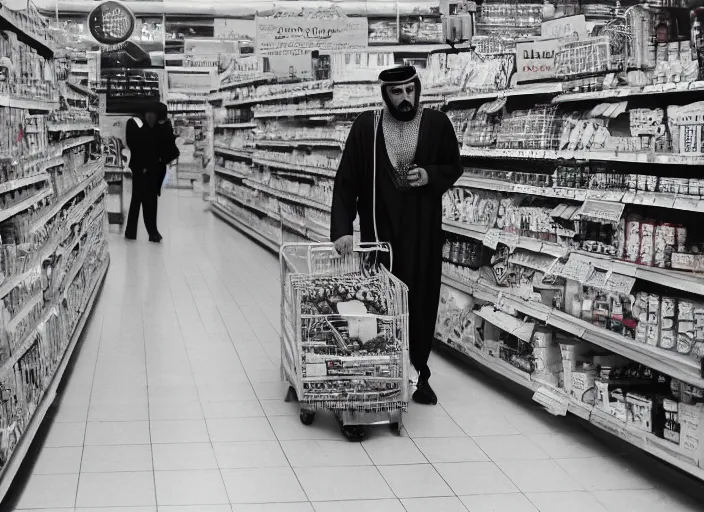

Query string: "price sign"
[[515, 39, 560, 82]]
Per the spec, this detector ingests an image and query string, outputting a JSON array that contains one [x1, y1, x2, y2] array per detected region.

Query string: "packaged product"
[[624, 215, 642, 263]]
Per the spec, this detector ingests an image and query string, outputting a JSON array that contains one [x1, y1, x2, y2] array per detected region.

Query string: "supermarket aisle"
[[5, 189, 704, 511]]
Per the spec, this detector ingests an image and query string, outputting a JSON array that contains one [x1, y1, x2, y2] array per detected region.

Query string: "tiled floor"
[[4, 188, 704, 511]]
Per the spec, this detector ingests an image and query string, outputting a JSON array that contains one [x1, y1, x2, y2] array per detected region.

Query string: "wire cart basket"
[[279, 242, 409, 433]]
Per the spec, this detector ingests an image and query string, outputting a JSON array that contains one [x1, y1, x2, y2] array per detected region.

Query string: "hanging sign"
[[256, 9, 368, 55], [88, 1, 136, 45]]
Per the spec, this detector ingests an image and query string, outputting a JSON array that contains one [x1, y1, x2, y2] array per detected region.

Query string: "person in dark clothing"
[[125, 102, 177, 242], [330, 65, 463, 412]]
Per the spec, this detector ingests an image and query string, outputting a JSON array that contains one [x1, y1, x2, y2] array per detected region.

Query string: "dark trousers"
[[126, 175, 159, 238]]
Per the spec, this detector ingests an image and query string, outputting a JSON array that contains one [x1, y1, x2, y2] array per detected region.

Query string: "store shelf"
[[255, 139, 344, 150], [214, 145, 253, 159], [48, 123, 98, 133], [243, 179, 331, 212], [447, 84, 564, 104], [216, 190, 279, 220], [252, 156, 337, 179], [460, 147, 704, 165], [224, 87, 334, 108], [553, 81, 704, 104], [436, 333, 704, 479], [6, 291, 43, 332], [0, 188, 52, 224], [61, 135, 96, 152], [215, 122, 257, 129], [0, 257, 109, 503], [455, 175, 704, 213], [444, 217, 704, 295], [30, 169, 103, 233], [0, 173, 49, 195], [219, 74, 276, 91], [441, 272, 704, 388], [211, 202, 279, 253], [443, 220, 569, 258], [0, 96, 58, 111], [214, 166, 251, 180], [0, 7, 57, 57], [254, 105, 365, 119]]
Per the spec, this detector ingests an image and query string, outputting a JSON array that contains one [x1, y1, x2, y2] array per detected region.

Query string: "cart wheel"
[[300, 410, 316, 425], [389, 422, 403, 435]]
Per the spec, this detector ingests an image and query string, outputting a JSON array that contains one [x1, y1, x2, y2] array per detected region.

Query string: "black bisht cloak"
[[330, 108, 463, 378]]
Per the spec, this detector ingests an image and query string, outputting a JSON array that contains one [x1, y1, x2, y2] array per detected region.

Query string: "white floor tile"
[[525, 491, 608, 512], [201, 400, 264, 419], [401, 497, 469, 512], [206, 417, 276, 442], [88, 401, 150, 422], [53, 403, 89, 423], [434, 462, 519, 495], [361, 436, 426, 465], [31, 447, 83, 475], [474, 435, 549, 460], [495, 460, 584, 493], [282, 440, 372, 468], [212, 441, 289, 469], [152, 443, 218, 471], [81, 445, 153, 472], [42, 422, 86, 448], [295, 466, 394, 502], [526, 432, 610, 459], [591, 490, 701, 512], [84, 421, 151, 446], [231, 504, 314, 512], [159, 506, 232, 512], [378, 464, 453, 499], [221, 467, 307, 504], [555, 457, 655, 491], [413, 437, 488, 463], [149, 401, 204, 421], [311, 499, 404, 512], [14, 473, 79, 509], [154, 470, 229, 506], [76, 471, 156, 508], [150, 420, 210, 444], [460, 494, 538, 512]]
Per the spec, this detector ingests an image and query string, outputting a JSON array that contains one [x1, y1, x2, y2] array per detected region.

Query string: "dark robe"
[[125, 118, 161, 238], [330, 108, 463, 379]]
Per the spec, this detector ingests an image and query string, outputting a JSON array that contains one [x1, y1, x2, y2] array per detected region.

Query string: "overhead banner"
[[256, 9, 368, 55]]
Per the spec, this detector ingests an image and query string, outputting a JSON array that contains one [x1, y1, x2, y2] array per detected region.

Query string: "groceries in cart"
[[294, 273, 406, 404], [280, 243, 409, 441]]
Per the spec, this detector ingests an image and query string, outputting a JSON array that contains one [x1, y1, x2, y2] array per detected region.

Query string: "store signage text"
[[256, 11, 368, 54], [515, 39, 560, 82]]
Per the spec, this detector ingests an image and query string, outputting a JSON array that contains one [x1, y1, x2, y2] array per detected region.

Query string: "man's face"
[[145, 111, 158, 128], [386, 83, 416, 113]]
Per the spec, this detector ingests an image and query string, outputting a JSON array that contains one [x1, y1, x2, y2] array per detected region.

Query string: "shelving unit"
[[0, 6, 109, 500]]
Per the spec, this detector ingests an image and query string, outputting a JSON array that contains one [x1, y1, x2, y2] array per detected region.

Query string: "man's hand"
[[408, 166, 429, 187], [334, 235, 354, 256]]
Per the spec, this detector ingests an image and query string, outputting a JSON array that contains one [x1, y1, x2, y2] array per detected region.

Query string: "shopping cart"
[[279, 242, 409, 438]]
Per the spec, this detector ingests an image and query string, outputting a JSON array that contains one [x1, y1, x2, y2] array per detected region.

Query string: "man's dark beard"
[[389, 100, 417, 122]]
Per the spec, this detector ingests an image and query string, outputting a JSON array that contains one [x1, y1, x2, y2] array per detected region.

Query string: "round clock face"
[[88, 1, 136, 45]]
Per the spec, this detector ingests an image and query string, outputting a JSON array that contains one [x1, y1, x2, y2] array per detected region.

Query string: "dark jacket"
[[126, 117, 179, 193]]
